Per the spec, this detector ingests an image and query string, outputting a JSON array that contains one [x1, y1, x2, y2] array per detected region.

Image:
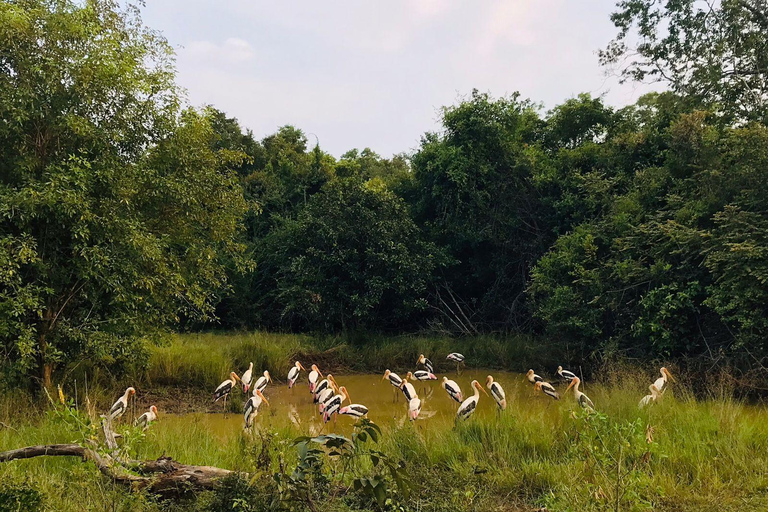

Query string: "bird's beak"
[[267, 372, 272, 383], [566, 380, 575, 392], [381, 374, 388, 381], [477, 383, 488, 396], [299, 363, 306, 371], [666, 369, 676, 382], [258, 390, 269, 406]]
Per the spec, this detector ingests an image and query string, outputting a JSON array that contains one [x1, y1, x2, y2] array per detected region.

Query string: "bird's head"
[[297, 361, 306, 371], [382, 370, 391, 381], [150, 405, 158, 416], [340, 386, 350, 403], [264, 371, 272, 383], [248, 362, 253, 370], [417, 354, 426, 365], [257, 389, 269, 405], [473, 380, 488, 396], [534, 382, 543, 392], [661, 367, 675, 382], [566, 377, 580, 393], [526, 369, 535, 379], [442, 376, 448, 383], [485, 375, 494, 387], [405, 372, 414, 381], [127, 387, 136, 396], [557, 365, 563, 373], [230, 372, 240, 382]]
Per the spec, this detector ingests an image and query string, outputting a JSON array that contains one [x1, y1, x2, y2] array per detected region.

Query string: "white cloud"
[[183, 37, 256, 66]]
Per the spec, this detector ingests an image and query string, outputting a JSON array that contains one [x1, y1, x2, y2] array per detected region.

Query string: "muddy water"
[[162, 370, 566, 439]]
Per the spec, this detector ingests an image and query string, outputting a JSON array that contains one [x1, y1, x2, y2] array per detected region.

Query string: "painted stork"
[[408, 397, 422, 421], [411, 370, 437, 381], [287, 361, 306, 389], [322, 386, 350, 423], [557, 366, 577, 383], [534, 381, 560, 400], [485, 375, 507, 410], [253, 371, 272, 394], [134, 405, 158, 430], [241, 362, 254, 393], [317, 383, 338, 413], [339, 404, 369, 418], [308, 364, 323, 393], [109, 387, 136, 421], [653, 367, 675, 394], [446, 352, 465, 373], [526, 369, 543, 384], [213, 372, 240, 413], [315, 375, 336, 406], [442, 376, 462, 403], [244, 389, 269, 429], [417, 354, 434, 373], [639, 384, 661, 409], [382, 369, 403, 402], [456, 380, 488, 422], [400, 374, 418, 402], [565, 377, 594, 411]]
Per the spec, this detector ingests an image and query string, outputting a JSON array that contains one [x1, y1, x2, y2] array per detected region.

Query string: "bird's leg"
[[223, 395, 228, 418]]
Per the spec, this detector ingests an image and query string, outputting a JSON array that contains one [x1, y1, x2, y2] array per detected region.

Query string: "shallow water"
[[162, 370, 571, 439]]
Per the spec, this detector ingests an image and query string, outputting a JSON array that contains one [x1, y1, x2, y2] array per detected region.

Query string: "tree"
[[601, 0, 768, 123], [0, 0, 247, 387]]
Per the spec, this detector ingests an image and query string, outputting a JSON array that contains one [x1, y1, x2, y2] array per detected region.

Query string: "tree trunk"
[[43, 363, 53, 390], [38, 307, 54, 389]]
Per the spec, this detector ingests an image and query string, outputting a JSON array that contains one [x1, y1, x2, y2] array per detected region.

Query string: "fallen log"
[[0, 443, 242, 496]]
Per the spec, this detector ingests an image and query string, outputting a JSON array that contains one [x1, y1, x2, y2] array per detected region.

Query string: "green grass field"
[[2, 333, 768, 511]]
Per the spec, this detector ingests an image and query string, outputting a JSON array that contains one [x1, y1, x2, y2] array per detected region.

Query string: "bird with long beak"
[[317, 375, 337, 411], [400, 374, 418, 402], [653, 367, 675, 394], [442, 376, 462, 403], [308, 364, 323, 393], [446, 352, 465, 374], [417, 354, 434, 373], [313, 374, 334, 403], [213, 372, 240, 414], [534, 381, 560, 400], [109, 387, 136, 421], [244, 389, 269, 429], [639, 384, 662, 409], [486, 375, 506, 410], [253, 371, 272, 394], [382, 370, 403, 402], [526, 369, 543, 384], [339, 403, 369, 418], [135, 405, 158, 430], [322, 386, 350, 423], [241, 362, 254, 393], [287, 361, 306, 389], [557, 366, 577, 383], [411, 370, 437, 381], [408, 397, 422, 421], [566, 377, 594, 411], [457, 380, 488, 421]]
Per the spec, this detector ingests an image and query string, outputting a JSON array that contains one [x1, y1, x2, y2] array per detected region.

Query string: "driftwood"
[[0, 443, 242, 496]]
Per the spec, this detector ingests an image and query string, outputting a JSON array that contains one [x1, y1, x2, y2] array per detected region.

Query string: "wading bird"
[[485, 375, 506, 410], [442, 376, 462, 403], [313, 374, 334, 403], [308, 364, 322, 393], [382, 370, 403, 402], [109, 387, 136, 421], [400, 374, 418, 402], [526, 369, 543, 384], [317, 383, 338, 413], [339, 404, 369, 418], [253, 371, 272, 394], [241, 362, 254, 393], [411, 370, 437, 381], [322, 386, 350, 423], [639, 384, 661, 409], [244, 389, 269, 429], [134, 405, 158, 430], [287, 361, 306, 389], [534, 381, 560, 400], [557, 366, 577, 383], [565, 377, 594, 411], [408, 396, 422, 421], [653, 367, 675, 394], [417, 354, 434, 373], [447, 352, 465, 373], [457, 380, 488, 422], [213, 372, 240, 413]]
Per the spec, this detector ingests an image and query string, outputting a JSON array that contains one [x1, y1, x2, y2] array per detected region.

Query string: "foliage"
[[0, 480, 44, 512]]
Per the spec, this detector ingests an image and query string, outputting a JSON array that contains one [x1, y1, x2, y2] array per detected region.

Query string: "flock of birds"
[[104, 355, 675, 431]]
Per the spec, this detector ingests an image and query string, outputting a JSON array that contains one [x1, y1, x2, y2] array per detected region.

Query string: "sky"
[[141, 1, 658, 158]]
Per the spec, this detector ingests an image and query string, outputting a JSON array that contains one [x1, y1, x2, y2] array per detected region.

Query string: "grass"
[[2, 333, 768, 511]]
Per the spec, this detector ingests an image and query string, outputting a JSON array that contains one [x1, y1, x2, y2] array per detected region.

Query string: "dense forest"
[[2, 0, 768, 388]]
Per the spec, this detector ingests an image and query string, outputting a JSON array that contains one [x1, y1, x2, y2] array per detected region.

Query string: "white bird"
[[639, 384, 662, 409], [382, 369, 403, 402], [109, 387, 136, 421], [134, 405, 158, 430], [287, 361, 306, 389], [400, 374, 418, 401], [457, 380, 488, 421], [253, 371, 272, 394], [308, 364, 323, 393], [313, 374, 334, 403], [534, 381, 560, 400], [322, 386, 350, 423], [408, 397, 422, 421], [566, 377, 594, 411], [317, 385, 337, 413], [485, 375, 506, 410], [417, 354, 434, 373], [410, 370, 437, 381], [526, 369, 543, 384], [557, 366, 577, 383], [447, 352, 465, 374], [241, 362, 254, 393], [213, 372, 240, 413], [653, 367, 675, 395], [442, 376, 463, 403], [339, 404, 369, 418], [244, 389, 269, 428]]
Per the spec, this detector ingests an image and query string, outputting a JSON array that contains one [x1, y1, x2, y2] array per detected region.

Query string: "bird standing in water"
[[486, 375, 507, 411], [456, 380, 488, 422]]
